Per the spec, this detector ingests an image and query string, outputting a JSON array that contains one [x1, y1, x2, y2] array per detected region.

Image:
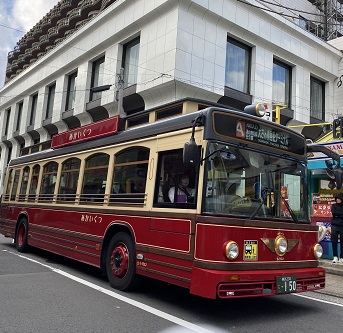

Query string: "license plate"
[[276, 276, 297, 294]]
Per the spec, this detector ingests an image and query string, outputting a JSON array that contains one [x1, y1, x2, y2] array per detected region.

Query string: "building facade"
[[1, 0, 343, 193]]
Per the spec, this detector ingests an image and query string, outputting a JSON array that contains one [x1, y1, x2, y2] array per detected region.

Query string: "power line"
[[257, 0, 326, 17], [0, 22, 25, 34], [237, 0, 343, 27]]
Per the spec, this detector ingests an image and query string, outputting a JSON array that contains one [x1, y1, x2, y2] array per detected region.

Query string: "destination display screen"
[[212, 111, 305, 156]]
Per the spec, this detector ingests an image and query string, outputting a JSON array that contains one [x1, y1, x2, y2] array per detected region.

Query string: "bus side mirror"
[[183, 138, 200, 165]]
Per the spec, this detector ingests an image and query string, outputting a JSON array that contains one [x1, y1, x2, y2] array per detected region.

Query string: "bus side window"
[[39, 162, 58, 202], [154, 149, 198, 207], [81, 153, 109, 203], [110, 147, 149, 205]]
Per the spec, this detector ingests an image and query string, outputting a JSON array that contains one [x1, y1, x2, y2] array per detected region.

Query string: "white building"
[[1, 0, 343, 192]]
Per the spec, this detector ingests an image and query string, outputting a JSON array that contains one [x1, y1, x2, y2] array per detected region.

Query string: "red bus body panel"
[[0, 206, 324, 299]]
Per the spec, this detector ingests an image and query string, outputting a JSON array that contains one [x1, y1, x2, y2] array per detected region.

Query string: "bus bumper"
[[190, 266, 325, 299]]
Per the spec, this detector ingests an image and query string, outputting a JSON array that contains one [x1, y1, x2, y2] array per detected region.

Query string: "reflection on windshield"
[[203, 142, 309, 221]]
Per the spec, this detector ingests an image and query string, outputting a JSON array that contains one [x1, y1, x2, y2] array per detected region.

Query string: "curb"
[[319, 260, 343, 277]]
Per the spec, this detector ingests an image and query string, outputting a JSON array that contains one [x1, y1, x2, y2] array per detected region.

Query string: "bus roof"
[[9, 106, 305, 167]]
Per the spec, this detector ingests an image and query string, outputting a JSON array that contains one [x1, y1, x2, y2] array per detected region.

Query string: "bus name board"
[[236, 120, 290, 150], [213, 111, 305, 155], [52, 116, 119, 149]]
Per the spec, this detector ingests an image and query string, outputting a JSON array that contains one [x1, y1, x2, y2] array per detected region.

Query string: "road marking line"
[[293, 293, 343, 307], [4, 250, 215, 333]]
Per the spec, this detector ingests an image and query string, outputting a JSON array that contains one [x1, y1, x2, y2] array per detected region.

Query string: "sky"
[[0, 0, 57, 88]]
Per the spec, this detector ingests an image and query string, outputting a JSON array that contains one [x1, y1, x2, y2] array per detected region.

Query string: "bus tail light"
[[314, 243, 323, 259], [223, 241, 239, 260]]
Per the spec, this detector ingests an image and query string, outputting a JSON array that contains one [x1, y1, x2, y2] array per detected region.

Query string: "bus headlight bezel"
[[223, 241, 239, 260], [314, 243, 323, 259], [274, 235, 288, 256]]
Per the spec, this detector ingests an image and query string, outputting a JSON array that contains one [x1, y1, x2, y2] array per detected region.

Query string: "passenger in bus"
[[125, 169, 146, 194], [168, 174, 195, 203]]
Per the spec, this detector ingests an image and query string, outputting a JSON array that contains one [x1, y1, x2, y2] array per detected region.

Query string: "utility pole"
[[323, 0, 328, 41], [116, 68, 125, 118]]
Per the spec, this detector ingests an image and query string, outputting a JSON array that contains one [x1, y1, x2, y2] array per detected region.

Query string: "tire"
[[15, 217, 29, 253], [106, 232, 138, 291]]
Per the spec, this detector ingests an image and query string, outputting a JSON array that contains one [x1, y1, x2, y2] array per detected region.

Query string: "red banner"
[[51, 116, 119, 149]]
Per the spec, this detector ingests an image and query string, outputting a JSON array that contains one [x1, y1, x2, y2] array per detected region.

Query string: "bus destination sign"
[[212, 111, 305, 156], [236, 120, 290, 150], [52, 116, 119, 149]]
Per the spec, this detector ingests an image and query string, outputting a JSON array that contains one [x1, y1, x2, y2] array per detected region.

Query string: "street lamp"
[[90, 84, 112, 92]]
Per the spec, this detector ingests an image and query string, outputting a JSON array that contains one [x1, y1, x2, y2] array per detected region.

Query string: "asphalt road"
[[1, 234, 343, 333]]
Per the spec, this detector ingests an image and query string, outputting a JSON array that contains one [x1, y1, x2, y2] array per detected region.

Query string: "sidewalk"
[[317, 259, 343, 298]]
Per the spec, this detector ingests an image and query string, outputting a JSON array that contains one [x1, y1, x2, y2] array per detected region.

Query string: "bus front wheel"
[[106, 232, 138, 291], [15, 218, 29, 253]]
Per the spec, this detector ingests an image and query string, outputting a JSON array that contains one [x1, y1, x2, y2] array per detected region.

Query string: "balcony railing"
[[46, 45, 55, 52], [75, 18, 91, 29], [67, 8, 82, 19], [32, 42, 41, 49], [11, 60, 19, 68], [18, 54, 26, 63], [60, 0, 73, 9], [50, 7, 61, 17], [57, 18, 70, 28], [65, 29, 76, 38], [32, 24, 42, 35], [25, 48, 32, 56], [48, 26, 59, 37], [40, 16, 51, 27], [37, 51, 46, 58], [39, 35, 49, 44]]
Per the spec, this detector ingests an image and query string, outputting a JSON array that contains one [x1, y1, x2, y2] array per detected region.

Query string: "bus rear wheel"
[[15, 218, 29, 253], [106, 232, 138, 291]]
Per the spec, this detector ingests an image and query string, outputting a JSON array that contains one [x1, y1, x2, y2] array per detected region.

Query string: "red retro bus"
[[0, 100, 338, 298]]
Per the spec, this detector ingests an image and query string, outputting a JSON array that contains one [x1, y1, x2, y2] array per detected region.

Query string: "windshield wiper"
[[249, 188, 299, 223], [249, 187, 273, 220], [275, 190, 299, 223]]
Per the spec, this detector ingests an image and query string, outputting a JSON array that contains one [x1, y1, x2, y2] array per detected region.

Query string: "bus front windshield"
[[203, 142, 309, 222]]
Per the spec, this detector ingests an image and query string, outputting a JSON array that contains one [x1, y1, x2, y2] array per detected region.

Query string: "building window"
[[45, 83, 56, 119], [65, 71, 77, 111], [90, 57, 105, 101], [122, 37, 140, 88], [225, 37, 251, 93], [4, 108, 11, 136], [16, 101, 23, 132], [6, 146, 12, 165], [29, 93, 38, 126], [310, 76, 325, 120], [273, 60, 291, 107]]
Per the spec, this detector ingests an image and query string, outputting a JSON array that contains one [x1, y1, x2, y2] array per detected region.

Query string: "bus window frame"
[[153, 148, 199, 209]]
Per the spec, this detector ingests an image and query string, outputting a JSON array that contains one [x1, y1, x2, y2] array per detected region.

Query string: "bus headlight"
[[314, 243, 323, 259], [275, 235, 288, 256], [223, 241, 239, 260]]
